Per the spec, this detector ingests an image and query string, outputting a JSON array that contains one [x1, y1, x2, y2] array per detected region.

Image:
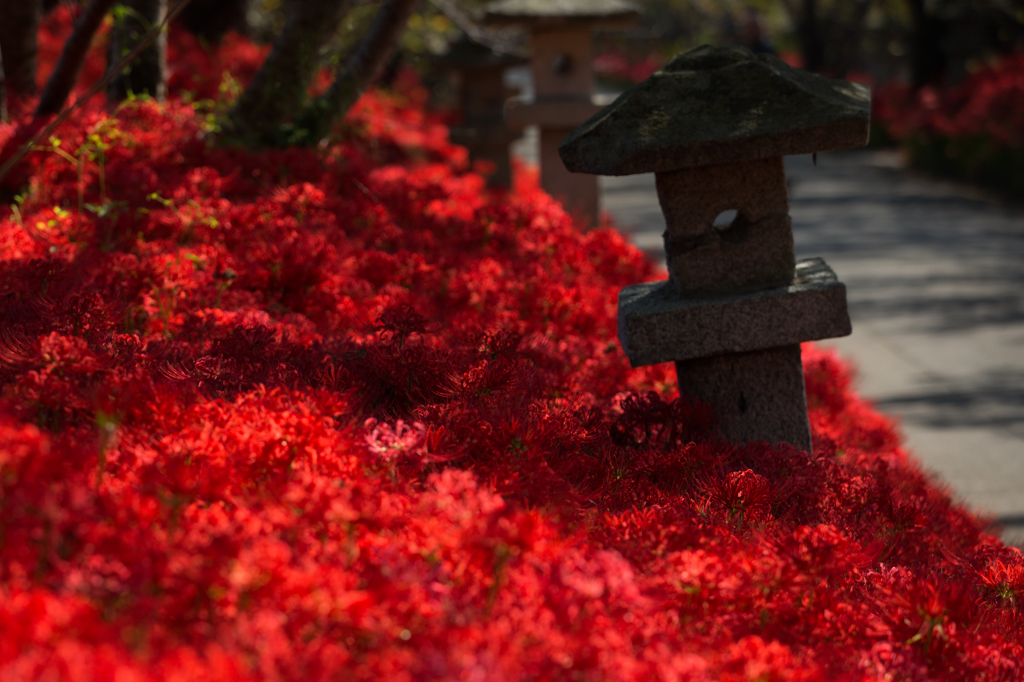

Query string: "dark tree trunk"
[[907, 0, 947, 89], [108, 0, 168, 102], [179, 0, 250, 43], [0, 50, 7, 122], [222, 0, 353, 148], [799, 0, 825, 72], [840, 0, 873, 75], [0, 0, 42, 98], [294, 0, 420, 145], [35, 0, 118, 117]]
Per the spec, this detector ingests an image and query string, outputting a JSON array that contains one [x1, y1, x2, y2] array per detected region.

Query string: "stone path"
[[597, 150, 1024, 546]]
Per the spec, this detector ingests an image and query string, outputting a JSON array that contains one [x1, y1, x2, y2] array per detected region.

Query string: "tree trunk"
[[108, 0, 168, 102], [0, 49, 7, 122], [907, 0, 946, 89], [840, 0, 873, 75], [293, 0, 419, 145], [799, 0, 825, 72], [179, 0, 250, 43], [222, 0, 353, 148], [35, 0, 118, 117], [0, 0, 42, 98]]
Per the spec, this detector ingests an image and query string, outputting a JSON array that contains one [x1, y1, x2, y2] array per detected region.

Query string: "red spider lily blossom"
[[975, 552, 1024, 605], [0, 16, 1021, 682], [365, 417, 429, 464], [875, 53, 1024, 147], [698, 469, 776, 527], [873, 53, 1024, 196]]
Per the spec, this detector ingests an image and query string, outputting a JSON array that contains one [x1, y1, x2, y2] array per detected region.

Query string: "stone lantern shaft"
[[559, 46, 871, 451], [656, 156, 794, 295]]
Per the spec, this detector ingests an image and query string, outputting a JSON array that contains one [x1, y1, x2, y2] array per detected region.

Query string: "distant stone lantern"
[[483, 0, 639, 225], [560, 45, 871, 451], [436, 36, 528, 188]]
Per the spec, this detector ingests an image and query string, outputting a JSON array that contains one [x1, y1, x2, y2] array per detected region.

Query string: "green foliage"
[[907, 133, 1024, 199], [39, 112, 132, 213]]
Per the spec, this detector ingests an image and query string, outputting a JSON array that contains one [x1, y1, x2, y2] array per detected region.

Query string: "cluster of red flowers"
[[1, 13, 1022, 681], [871, 52, 1024, 194], [874, 52, 1024, 147], [593, 52, 663, 86]]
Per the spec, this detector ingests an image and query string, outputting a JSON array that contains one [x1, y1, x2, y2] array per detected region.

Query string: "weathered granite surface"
[[483, 0, 640, 26], [657, 156, 794, 294], [618, 257, 852, 367], [559, 45, 870, 176], [676, 344, 811, 451]]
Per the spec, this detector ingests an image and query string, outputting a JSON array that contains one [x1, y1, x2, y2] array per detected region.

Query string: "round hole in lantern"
[[713, 209, 751, 245], [550, 53, 573, 76], [713, 209, 738, 227]]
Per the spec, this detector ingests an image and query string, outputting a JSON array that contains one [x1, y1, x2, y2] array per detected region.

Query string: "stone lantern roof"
[[483, 0, 640, 28], [434, 35, 527, 71], [559, 45, 871, 176]]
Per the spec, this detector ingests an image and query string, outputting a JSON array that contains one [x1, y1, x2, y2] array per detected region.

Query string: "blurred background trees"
[[601, 0, 1023, 87], [1, 0, 1022, 130], [107, 0, 168, 102], [0, 0, 42, 119]]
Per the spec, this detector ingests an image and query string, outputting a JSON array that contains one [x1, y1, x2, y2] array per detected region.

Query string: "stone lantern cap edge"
[[560, 45, 871, 176], [483, 0, 640, 28]]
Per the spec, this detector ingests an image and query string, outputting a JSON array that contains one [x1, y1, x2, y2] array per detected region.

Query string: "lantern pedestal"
[[618, 257, 851, 451]]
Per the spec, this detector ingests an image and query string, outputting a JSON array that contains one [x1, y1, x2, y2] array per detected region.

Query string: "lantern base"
[[675, 344, 811, 452]]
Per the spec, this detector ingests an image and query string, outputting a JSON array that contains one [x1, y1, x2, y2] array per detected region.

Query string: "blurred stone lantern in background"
[[560, 46, 871, 452], [434, 36, 528, 189], [483, 0, 639, 226]]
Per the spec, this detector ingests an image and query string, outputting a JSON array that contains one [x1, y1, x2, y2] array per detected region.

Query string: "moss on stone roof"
[[559, 45, 871, 176]]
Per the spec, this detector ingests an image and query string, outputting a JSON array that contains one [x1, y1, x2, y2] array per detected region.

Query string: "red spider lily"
[[698, 469, 776, 527], [975, 556, 1024, 608], [0, 17, 1020, 681], [875, 52, 1024, 148], [375, 304, 432, 346]]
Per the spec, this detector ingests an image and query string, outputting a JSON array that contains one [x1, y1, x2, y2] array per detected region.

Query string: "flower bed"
[[0, 15, 1022, 681], [594, 51, 663, 88], [873, 53, 1024, 196]]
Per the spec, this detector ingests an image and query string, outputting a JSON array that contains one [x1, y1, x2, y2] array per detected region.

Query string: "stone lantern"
[[435, 36, 528, 188], [559, 45, 871, 451], [483, 0, 639, 225]]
